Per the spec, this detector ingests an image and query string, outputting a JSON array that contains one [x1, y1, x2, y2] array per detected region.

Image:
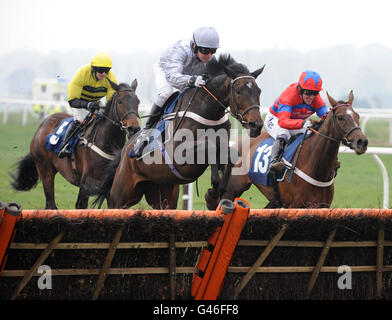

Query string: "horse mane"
[[205, 53, 250, 78]]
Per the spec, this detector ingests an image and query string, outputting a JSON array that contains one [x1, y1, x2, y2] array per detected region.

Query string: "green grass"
[[1, 112, 391, 210]]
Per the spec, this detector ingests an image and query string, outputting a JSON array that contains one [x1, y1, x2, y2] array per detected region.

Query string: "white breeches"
[[71, 107, 89, 122], [153, 63, 178, 107], [264, 112, 308, 142]]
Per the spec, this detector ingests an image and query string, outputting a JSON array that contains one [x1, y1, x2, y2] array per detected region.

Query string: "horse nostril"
[[357, 139, 368, 150], [363, 139, 368, 148]]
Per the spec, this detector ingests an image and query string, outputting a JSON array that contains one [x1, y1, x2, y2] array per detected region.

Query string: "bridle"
[[99, 88, 139, 132], [310, 103, 361, 148], [202, 75, 260, 126]]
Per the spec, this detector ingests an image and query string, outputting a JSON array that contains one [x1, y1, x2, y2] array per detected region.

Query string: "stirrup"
[[58, 145, 72, 159], [133, 135, 150, 158]]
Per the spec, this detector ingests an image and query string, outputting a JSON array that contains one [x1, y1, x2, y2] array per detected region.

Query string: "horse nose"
[[358, 138, 368, 150], [127, 126, 140, 138], [355, 137, 368, 154], [248, 121, 263, 137]]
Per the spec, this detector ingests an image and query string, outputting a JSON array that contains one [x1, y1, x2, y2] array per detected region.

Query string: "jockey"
[[265, 70, 328, 174], [58, 52, 118, 158], [133, 26, 220, 158]]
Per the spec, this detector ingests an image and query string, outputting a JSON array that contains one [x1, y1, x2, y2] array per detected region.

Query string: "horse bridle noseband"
[[310, 103, 361, 147], [202, 75, 260, 126], [100, 88, 139, 131]]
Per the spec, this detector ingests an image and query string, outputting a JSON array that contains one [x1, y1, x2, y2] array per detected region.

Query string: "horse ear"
[[251, 64, 265, 79], [222, 64, 238, 79], [326, 91, 338, 107], [107, 77, 120, 91], [347, 90, 354, 105], [131, 78, 138, 91]]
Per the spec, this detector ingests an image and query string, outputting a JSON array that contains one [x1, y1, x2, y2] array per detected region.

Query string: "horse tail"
[[9, 153, 39, 191], [91, 148, 122, 208]]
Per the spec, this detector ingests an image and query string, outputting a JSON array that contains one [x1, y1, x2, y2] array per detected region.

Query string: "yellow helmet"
[[91, 52, 112, 68]]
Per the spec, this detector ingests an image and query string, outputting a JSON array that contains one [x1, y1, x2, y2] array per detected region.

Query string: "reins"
[[99, 88, 139, 131], [309, 103, 361, 147], [201, 75, 260, 126]]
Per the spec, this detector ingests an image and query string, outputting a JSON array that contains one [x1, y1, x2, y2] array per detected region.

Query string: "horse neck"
[[177, 89, 224, 122], [191, 77, 230, 120], [92, 106, 126, 149], [299, 118, 340, 181]]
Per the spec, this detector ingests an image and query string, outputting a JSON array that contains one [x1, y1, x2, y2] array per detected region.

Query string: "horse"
[[205, 90, 369, 209], [93, 54, 266, 209], [9, 79, 140, 209]]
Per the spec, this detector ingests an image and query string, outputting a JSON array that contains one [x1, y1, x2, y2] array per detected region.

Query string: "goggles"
[[95, 67, 111, 74], [302, 89, 319, 96], [198, 47, 217, 55]]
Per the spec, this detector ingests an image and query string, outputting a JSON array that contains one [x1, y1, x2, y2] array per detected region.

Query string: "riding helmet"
[[193, 27, 220, 48], [91, 52, 113, 68], [298, 70, 323, 91]]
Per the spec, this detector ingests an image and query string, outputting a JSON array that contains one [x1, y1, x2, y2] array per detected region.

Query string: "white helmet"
[[193, 27, 220, 48]]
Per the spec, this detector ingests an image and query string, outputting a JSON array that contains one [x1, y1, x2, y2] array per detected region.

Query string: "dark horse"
[[206, 90, 368, 209], [94, 54, 265, 209], [10, 79, 140, 209]]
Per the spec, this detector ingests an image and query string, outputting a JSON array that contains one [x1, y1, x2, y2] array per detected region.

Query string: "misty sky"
[[1, 0, 392, 56]]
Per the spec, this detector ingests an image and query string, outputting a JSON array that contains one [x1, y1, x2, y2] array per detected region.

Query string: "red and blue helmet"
[[298, 70, 323, 91]]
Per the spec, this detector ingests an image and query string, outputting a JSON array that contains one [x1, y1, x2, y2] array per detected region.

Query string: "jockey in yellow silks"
[[58, 52, 118, 158]]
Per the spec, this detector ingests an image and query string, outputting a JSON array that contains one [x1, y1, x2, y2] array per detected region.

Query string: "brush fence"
[[1, 208, 392, 300]]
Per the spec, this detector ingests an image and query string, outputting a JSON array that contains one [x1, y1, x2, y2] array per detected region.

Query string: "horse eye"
[[118, 100, 122, 104], [338, 115, 343, 121], [236, 88, 241, 95]]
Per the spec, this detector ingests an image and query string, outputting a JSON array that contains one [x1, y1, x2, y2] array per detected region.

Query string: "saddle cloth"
[[248, 134, 307, 186], [129, 89, 186, 158], [44, 117, 79, 154]]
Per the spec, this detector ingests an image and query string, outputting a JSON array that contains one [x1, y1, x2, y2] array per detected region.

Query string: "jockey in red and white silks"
[[265, 70, 328, 174]]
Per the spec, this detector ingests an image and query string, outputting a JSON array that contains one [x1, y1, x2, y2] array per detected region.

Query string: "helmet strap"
[[91, 67, 98, 81]]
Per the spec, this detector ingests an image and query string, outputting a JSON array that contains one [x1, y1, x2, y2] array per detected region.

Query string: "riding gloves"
[[87, 101, 101, 111], [188, 75, 205, 87], [302, 120, 313, 129]]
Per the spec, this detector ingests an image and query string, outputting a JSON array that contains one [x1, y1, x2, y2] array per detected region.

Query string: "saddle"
[[248, 134, 308, 186], [44, 118, 81, 154], [129, 90, 183, 158]]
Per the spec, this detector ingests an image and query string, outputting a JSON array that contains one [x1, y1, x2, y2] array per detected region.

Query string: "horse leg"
[[145, 184, 179, 209], [204, 164, 221, 209], [110, 176, 143, 209], [205, 168, 251, 210], [165, 185, 179, 209], [75, 189, 89, 209], [217, 161, 234, 198], [35, 162, 57, 209]]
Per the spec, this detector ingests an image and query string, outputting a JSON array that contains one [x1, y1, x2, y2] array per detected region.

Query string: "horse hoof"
[[205, 188, 220, 210]]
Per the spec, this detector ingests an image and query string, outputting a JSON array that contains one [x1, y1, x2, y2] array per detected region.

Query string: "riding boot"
[[58, 120, 80, 159], [133, 104, 164, 158], [267, 137, 286, 174]]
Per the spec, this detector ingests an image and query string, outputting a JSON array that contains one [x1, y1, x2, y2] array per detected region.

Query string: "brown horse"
[[94, 54, 266, 209], [10, 80, 140, 209], [206, 90, 368, 209]]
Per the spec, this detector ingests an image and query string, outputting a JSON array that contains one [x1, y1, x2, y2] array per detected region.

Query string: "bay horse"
[[94, 54, 265, 209], [9, 79, 140, 209], [206, 90, 368, 209]]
